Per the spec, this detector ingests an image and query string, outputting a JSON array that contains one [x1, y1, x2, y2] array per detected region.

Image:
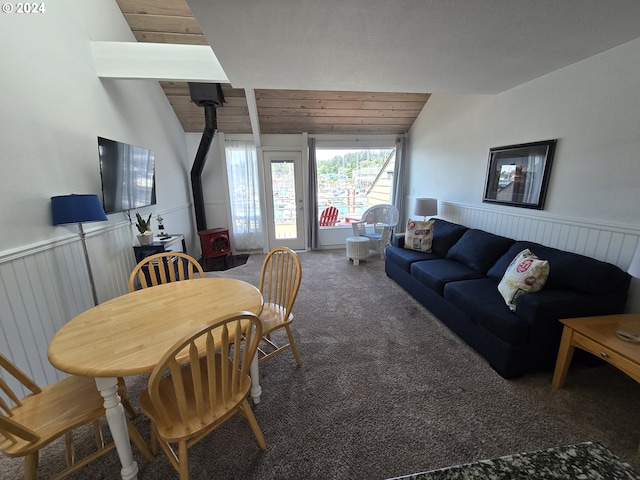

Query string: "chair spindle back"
[[128, 252, 204, 292], [147, 312, 262, 430], [259, 247, 302, 317]]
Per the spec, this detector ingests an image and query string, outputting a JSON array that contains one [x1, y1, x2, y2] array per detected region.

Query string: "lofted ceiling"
[[189, 0, 640, 94], [115, 0, 430, 135], [115, 0, 640, 136]]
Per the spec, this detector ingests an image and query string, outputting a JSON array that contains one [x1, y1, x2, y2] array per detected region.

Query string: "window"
[[316, 147, 395, 226]]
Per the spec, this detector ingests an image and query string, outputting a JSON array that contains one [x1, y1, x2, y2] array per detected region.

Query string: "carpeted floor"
[[3, 250, 640, 479]]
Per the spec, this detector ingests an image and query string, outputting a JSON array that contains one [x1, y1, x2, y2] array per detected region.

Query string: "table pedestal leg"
[[95, 377, 138, 480], [250, 355, 262, 404]]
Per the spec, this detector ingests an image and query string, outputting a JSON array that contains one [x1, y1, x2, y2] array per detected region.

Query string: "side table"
[[133, 234, 186, 262], [552, 314, 640, 453], [552, 313, 640, 389], [346, 236, 370, 265]]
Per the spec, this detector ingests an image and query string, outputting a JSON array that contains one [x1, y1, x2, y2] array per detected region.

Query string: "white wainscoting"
[[0, 222, 138, 393], [438, 202, 640, 269]]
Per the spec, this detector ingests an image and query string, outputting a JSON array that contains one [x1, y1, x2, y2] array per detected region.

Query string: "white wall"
[[0, 0, 193, 385], [407, 37, 640, 311], [0, 0, 192, 251]]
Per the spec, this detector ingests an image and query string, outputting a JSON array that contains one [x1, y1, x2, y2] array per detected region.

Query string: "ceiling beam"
[[91, 41, 228, 82], [244, 88, 261, 147]]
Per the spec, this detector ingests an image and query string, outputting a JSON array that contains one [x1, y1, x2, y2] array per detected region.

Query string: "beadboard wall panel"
[[89, 224, 138, 303], [439, 201, 640, 270], [0, 223, 138, 392], [1, 205, 195, 390]]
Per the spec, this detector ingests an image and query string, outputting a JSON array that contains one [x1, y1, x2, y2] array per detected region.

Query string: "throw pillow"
[[404, 219, 434, 252], [498, 249, 550, 311]]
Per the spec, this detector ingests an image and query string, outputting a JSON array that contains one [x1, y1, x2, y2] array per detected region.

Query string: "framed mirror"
[[483, 139, 557, 210]]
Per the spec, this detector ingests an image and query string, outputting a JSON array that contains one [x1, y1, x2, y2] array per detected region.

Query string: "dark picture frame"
[[482, 139, 557, 210]]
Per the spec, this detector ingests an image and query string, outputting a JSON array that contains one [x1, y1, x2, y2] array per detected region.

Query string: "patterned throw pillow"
[[498, 249, 550, 311], [404, 219, 434, 252]]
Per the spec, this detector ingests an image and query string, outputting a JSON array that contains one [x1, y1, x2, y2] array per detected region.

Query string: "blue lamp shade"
[[51, 194, 108, 225]]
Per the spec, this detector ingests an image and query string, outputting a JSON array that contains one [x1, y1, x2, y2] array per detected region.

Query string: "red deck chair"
[[319, 206, 339, 226]]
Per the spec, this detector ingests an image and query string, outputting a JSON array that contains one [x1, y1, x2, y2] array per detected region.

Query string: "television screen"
[[97, 136, 156, 214]]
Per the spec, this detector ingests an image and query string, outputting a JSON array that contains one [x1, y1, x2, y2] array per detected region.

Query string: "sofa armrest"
[[516, 289, 628, 352], [517, 289, 628, 324], [392, 233, 405, 248]]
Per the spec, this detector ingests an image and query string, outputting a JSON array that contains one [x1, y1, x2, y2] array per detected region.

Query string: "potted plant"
[[135, 212, 153, 245]]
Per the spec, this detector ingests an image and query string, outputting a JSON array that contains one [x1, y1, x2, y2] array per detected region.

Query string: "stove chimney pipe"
[[188, 83, 225, 233]]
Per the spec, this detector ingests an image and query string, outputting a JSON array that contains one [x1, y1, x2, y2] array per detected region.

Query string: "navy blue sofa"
[[385, 219, 631, 378]]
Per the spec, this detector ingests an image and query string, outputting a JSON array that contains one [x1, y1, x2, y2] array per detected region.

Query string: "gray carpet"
[[3, 250, 640, 479]]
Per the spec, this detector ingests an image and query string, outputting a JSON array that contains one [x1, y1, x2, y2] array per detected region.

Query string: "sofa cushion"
[[411, 259, 484, 296], [431, 219, 469, 256], [445, 229, 514, 274], [445, 278, 530, 344], [488, 241, 533, 282], [386, 245, 441, 272], [404, 219, 434, 252], [538, 247, 629, 295], [497, 249, 550, 311], [488, 241, 631, 295]]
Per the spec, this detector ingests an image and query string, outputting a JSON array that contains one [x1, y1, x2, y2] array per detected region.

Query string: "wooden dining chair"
[[0, 353, 154, 480], [126, 252, 205, 418], [128, 251, 205, 292], [258, 246, 303, 366], [138, 311, 266, 480]]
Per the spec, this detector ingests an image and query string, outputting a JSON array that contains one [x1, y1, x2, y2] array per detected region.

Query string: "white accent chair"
[[351, 204, 400, 258]]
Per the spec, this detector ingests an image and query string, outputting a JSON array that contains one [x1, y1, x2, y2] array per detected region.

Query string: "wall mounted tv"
[[97, 136, 156, 214]]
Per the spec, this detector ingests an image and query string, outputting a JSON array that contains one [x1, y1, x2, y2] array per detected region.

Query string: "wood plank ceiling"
[[115, 0, 430, 135]]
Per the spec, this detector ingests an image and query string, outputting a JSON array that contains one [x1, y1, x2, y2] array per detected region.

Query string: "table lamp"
[[51, 194, 108, 306], [414, 198, 438, 221]]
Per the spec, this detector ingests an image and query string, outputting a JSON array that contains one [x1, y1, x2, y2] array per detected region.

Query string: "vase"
[[137, 232, 153, 245]]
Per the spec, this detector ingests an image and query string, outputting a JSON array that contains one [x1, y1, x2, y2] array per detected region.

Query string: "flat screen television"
[[97, 136, 156, 214]]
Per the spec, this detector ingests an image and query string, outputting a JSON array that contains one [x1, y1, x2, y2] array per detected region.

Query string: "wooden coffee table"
[[552, 313, 640, 389]]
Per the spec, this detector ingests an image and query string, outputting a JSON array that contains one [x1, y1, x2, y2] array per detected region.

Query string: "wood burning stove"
[[198, 228, 232, 268]]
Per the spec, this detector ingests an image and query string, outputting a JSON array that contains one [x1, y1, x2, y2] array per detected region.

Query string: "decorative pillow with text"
[[498, 249, 549, 311], [404, 219, 434, 252]]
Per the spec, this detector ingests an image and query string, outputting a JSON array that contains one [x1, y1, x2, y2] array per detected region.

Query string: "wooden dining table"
[[48, 277, 263, 480]]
